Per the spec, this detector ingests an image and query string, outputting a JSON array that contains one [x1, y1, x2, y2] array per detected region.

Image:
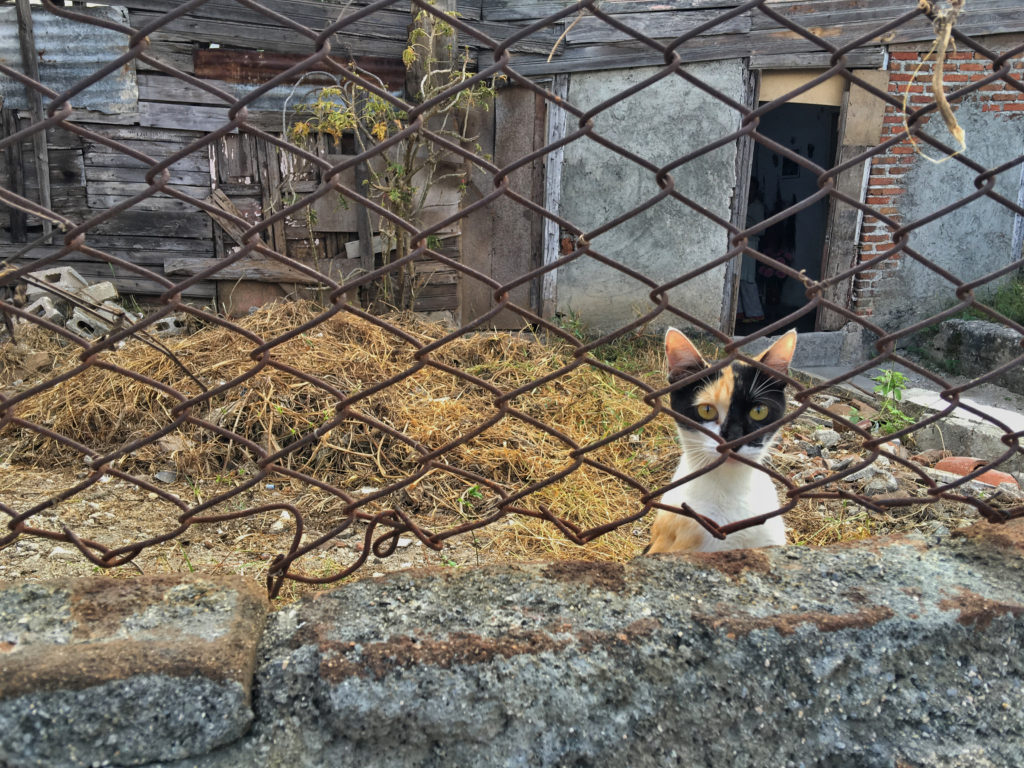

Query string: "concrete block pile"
[[18, 266, 185, 339]]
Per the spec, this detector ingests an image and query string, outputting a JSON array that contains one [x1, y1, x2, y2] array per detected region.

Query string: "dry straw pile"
[[2, 301, 679, 562]]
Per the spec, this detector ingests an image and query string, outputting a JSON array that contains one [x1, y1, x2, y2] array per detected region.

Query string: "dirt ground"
[[0, 403, 1003, 604], [0, 463, 528, 602]]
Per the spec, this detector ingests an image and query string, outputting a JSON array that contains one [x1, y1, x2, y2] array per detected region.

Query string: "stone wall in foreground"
[[2, 520, 1024, 768]]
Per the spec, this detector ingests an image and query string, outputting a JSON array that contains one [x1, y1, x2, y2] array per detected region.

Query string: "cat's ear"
[[756, 330, 797, 374], [665, 327, 707, 377]]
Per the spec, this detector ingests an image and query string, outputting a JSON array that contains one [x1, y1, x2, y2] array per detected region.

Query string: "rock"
[[797, 441, 821, 458], [828, 400, 878, 430], [845, 456, 891, 483], [21, 352, 51, 372], [993, 483, 1024, 501], [154, 469, 178, 484], [863, 471, 900, 496], [156, 435, 193, 455], [829, 456, 856, 472], [270, 511, 292, 533], [880, 438, 908, 459], [48, 546, 77, 561], [813, 428, 841, 449], [927, 319, 1024, 396]]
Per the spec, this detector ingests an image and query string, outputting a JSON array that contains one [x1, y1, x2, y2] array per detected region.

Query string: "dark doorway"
[[736, 102, 840, 334]]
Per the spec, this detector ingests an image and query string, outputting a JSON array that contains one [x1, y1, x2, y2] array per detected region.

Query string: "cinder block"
[[93, 301, 142, 326], [79, 280, 118, 305], [0, 575, 267, 768], [25, 266, 89, 300], [23, 296, 64, 326], [93, 300, 124, 325], [151, 314, 188, 335], [65, 307, 111, 339]]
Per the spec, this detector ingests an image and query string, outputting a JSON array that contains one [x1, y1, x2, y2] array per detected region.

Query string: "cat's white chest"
[[660, 460, 786, 551]]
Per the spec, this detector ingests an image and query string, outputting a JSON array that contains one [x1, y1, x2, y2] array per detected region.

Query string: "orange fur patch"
[[696, 365, 733, 423], [647, 511, 705, 553]]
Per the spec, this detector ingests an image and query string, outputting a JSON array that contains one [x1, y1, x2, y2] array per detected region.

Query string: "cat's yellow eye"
[[696, 403, 718, 421], [749, 404, 770, 421]]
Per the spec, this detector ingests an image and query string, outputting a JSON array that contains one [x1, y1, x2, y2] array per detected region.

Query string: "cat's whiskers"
[[747, 366, 777, 402]]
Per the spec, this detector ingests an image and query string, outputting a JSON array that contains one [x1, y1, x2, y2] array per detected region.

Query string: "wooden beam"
[[541, 73, 569, 321], [256, 138, 287, 254], [164, 255, 326, 284], [15, 0, 52, 243], [818, 69, 888, 331], [353, 91, 377, 310], [567, 9, 748, 45], [1, 109, 27, 242], [721, 66, 757, 335], [204, 188, 257, 246]]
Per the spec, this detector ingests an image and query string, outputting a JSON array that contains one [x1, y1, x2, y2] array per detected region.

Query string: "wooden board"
[[749, 50, 885, 70], [568, 9, 749, 44], [83, 144, 210, 173], [84, 165, 211, 188], [129, 9, 408, 60], [85, 210, 213, 239], [468, 85, 543, 328], [164, 255, 330, 284], [3, 240, 214, 267], [482, 0, 745, 21], [5, 258, 215, 299]]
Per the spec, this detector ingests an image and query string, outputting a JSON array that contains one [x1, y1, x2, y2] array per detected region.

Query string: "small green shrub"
[[871, 369, 916, 435], [962, 278, 1024, 325]]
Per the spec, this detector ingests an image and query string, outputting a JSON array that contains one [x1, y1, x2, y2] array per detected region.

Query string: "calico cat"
[[646, 327, 797, 554]]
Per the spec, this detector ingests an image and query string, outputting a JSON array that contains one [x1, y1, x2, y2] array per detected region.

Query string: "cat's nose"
[[721, 420, 745, 443]]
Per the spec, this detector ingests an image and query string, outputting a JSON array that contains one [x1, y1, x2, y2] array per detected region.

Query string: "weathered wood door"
[[460, 86, 546, 329]]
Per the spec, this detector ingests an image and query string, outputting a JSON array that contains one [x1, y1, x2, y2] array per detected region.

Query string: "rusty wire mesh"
[[1, 0, 1023, 596]]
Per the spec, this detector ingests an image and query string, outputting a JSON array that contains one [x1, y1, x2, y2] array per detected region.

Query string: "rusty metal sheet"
[[0, 5, 138, 114], [195, 50, 406, 93]]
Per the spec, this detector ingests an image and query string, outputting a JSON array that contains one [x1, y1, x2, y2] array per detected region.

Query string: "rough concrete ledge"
[[2, 522, 1024, 768], [0, 575, 268, 767], [925, 319, 1024, 396]]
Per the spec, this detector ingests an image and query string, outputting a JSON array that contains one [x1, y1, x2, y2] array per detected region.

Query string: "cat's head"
[[664, 328, 797, 466]]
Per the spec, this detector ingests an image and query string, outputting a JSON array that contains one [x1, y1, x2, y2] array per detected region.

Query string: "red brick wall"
[[852, 41, 1024, 319]]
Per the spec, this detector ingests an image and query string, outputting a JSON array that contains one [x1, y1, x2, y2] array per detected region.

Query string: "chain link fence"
[[1, 0, 1023, 596]]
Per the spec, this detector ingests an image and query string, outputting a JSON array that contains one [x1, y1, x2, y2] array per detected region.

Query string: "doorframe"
[[728, 66, 887, 332], [817, 68, 889, 330], [720, 66, 759, 336]]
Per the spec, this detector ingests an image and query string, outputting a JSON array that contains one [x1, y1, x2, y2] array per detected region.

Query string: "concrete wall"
[[3, 521, 1024, 767], [556, 61, 744, 335], [856, 43, 1024, 332]]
